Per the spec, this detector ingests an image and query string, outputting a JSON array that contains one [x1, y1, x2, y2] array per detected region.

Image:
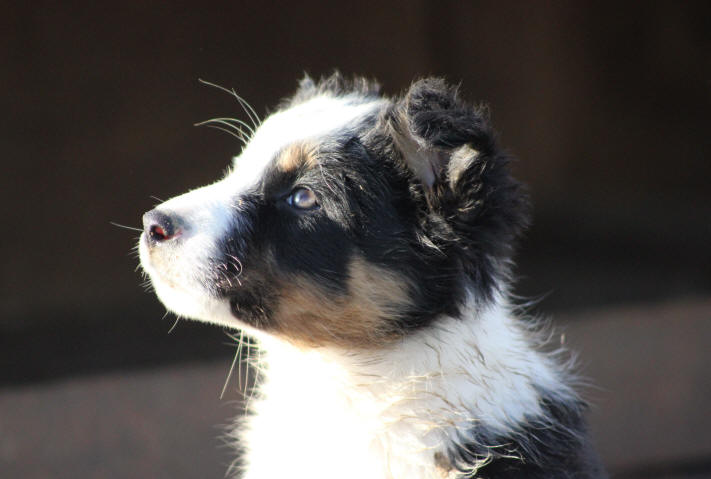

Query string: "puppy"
[[139, 74, 606, 478]]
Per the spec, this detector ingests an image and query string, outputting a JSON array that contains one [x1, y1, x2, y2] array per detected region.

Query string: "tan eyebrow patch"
[[276, 142, 319, 173], [271, 256, 412, 349]]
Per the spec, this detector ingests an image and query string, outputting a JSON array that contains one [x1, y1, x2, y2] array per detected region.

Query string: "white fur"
[[139, 176, 238, 326], [237, 296, 572, 479], [236, 93, 385, 181]]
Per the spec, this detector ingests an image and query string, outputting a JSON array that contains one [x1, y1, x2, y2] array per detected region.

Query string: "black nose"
[[142, 209, 181, 244]]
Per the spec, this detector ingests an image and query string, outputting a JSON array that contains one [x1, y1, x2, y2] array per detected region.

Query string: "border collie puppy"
[[139, 74, 606, 478]]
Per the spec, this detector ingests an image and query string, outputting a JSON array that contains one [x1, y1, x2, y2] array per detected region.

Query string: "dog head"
[[139, 74, 529, 349]]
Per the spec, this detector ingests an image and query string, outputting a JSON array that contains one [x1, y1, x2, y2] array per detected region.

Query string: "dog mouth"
[[139, 235, 251, 328], [141, 237, 244, 297]]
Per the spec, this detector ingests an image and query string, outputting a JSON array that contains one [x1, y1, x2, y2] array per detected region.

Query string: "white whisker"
[[167, 316, 180, 334], [195, 117, 255, 138], [197, 123, 248, 145], [221, 340, 241, 400], [110, 221, 143, 232], [198, 78, 262, 129]]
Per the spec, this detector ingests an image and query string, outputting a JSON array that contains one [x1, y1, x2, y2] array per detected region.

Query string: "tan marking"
[[271, 257, 412, 349], [277, 142, 318, 173], [447, 145, 478, 189]]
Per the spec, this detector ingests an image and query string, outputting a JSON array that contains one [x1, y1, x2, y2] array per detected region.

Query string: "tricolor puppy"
[[139, 74, 606, 478]]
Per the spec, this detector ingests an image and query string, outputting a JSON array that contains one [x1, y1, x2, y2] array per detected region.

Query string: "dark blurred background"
[[2, 2, 710, 478]]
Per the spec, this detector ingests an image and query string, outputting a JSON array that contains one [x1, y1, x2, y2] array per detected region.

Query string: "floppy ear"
[[389, 78, 530, 261], [389, 78, 497, 188]]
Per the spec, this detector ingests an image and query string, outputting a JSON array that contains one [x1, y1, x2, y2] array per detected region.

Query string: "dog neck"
[[240, 295, 583, 478]]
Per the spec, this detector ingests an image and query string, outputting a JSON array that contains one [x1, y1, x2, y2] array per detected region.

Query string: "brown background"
[[2, 1, 710, 477]]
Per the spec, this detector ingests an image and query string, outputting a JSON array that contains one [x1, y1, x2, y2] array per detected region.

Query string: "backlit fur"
[[139, 73, 606, 478]]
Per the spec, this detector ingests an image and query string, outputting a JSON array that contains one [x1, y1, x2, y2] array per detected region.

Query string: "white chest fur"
[[237, 300, 571, 479]]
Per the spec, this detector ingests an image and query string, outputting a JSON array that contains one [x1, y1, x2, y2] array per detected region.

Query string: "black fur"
[[213, 74, 531, 337], [445, 391, 607, 478], [392, 78, 530, 302]]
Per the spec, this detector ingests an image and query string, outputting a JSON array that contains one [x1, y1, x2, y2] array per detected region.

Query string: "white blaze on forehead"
[[227, 95, 385, 192]]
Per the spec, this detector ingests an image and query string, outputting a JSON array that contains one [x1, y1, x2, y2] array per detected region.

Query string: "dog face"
[[139, 75, 529, 349]]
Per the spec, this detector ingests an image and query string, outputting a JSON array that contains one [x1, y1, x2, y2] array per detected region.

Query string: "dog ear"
[[389, 78, 530, 261], [389, 78, 496, 189]]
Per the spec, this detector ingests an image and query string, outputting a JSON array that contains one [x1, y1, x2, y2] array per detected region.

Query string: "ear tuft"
[[447, 144, 479, 189]]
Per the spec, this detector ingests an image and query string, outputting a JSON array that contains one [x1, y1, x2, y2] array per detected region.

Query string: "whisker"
[[198, 79, 262, 129], [195, 117, 254, 138], [140, 280, 155, 293], [216, 117, 257, 136], [126, 243, 141, 258], [198, 124, 248, 145], [244, 339, 253, 405], [250, 362, 260, 404], [220, 341, 241, 400], [150, 195, 165, 203], [219, 269, 233, 288], [110, 221, 143, 232], [167, 316, 180, 334], [226, 254, 244, 277], [232, 91, 261, 129], [237, 330, 246, 395]]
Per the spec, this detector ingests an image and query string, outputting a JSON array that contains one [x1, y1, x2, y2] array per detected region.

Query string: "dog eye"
[[286, 187, 318, 210]]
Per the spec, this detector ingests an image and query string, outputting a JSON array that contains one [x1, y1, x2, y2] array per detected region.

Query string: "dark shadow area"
[[0, 298, 235, 387], [615, 456, 711, 479]]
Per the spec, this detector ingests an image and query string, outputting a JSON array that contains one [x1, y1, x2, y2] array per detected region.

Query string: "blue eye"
[[286, 187, 318, 210]]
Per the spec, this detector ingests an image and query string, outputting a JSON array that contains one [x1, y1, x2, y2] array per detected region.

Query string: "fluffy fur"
[[138, 73, 606, 478]]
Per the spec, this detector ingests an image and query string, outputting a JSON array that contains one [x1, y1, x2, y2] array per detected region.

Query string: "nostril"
[[149, 224, 170, 241], [143, 209, 181, 244]]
